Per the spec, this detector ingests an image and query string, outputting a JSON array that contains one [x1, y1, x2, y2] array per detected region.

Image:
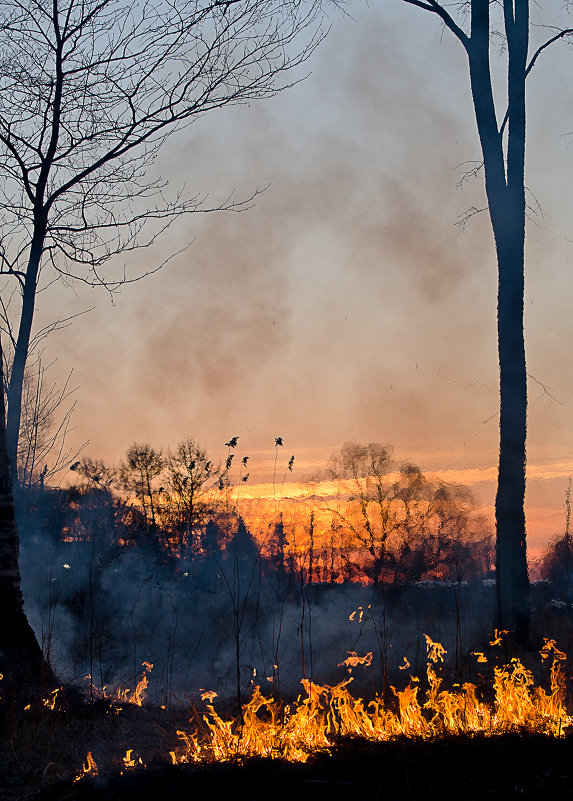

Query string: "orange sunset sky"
[[20, 0, 573, 561]]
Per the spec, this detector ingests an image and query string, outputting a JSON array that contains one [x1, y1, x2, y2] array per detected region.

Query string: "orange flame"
[[42, 687, 62, 711], [490, 629, 509, 647], [110, 662, 153, 707], [132, 662, 153, 706], [74, 752, 98, 782], [472, 652, 488, 663], [338, 651, 373, 668], [122, 749, 144, 772], [170, 636, 572, 764]]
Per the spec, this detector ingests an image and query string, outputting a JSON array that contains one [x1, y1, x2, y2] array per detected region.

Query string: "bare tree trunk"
[[0, 333, 52, 703], [467, 0, 530, 642], [495, 235, 529, 639], [6, 231, 45, 491]]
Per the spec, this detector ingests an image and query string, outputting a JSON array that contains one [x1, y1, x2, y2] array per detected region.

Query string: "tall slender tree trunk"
[[6, 230, 45, 490], [0, 334, 52, 703], [494, 224, 529, 638], [406, 0, 535, 640], [466, 0, 530, 641], [494, 0, 530, 641]]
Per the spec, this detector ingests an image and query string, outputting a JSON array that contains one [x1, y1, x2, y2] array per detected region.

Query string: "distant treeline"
[[17, 438, 573, 592], [13, 439, 500, 587]]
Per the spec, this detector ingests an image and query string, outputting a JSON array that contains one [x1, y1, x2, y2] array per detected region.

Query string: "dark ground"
[[6, 732, 573, 801]]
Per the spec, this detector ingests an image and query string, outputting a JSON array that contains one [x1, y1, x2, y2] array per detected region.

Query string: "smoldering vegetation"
[[19, 523, 494, 704]]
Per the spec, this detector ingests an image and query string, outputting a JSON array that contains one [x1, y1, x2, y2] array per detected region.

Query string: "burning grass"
[[2, 634, 573, 800], [168, 635, 571, 764]]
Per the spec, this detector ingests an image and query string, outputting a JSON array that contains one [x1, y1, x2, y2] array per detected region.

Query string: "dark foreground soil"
[[8, 732, 573, 801]]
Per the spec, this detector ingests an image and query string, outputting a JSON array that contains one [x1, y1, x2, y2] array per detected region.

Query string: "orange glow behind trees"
[[60, 441, 493, 586]]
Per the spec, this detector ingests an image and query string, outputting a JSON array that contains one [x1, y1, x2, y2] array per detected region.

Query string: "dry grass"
[[0, 698, 185, 799]]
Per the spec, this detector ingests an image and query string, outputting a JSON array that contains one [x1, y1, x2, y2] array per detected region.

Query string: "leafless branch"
[[528, 373, 563, 406], [455, 160, 484, 190], [526, 27, 573, 79], [401, 0, 469, 48], [499, 26, 573, 137], [455, 205, 488, 232]]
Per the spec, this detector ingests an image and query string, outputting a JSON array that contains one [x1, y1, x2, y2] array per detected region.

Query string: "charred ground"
[[4, 725, 573, 801]]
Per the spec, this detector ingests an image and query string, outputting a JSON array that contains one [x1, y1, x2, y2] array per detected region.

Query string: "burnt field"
[[62, 734, 573, 801], [5, 726, 573, 801]]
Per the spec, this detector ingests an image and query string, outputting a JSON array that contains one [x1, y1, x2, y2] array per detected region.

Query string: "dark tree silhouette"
[[120, 443, 164, 531], [326, 441, 395, 584], [323, 442, 491, 585], [402, 0, 573, 640], [0, 335, 52, 699], [164, 438, 221, 555]]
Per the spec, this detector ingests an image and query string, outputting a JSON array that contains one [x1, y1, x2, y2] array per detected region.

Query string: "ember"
[[338, 651, 373, 668], [122, 749, 144, 772], [42, 687, 62, 711], [74, 751, 98, 782]]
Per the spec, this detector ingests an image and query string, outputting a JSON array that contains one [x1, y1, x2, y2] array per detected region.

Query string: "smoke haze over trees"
[[12, 434, 573, 711]]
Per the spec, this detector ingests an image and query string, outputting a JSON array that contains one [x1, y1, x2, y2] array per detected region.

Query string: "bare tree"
[[0, 0, 324, 488], [2, 349, 86, 493], [163, 438, 220, 555], [325, 441, 396, 584], [70, 455, 118, 489], [401, 0, 573, 640], [120, 442, 164, 530], [1, 299, 92, 491], [321, 442, 492, 585]]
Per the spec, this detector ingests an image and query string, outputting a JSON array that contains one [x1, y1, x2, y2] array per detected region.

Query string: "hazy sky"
[[31, 0, 573, 555]]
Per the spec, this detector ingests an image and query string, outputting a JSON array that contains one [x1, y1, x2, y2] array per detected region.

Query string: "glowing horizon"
[[229, 455, 573, 561]]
